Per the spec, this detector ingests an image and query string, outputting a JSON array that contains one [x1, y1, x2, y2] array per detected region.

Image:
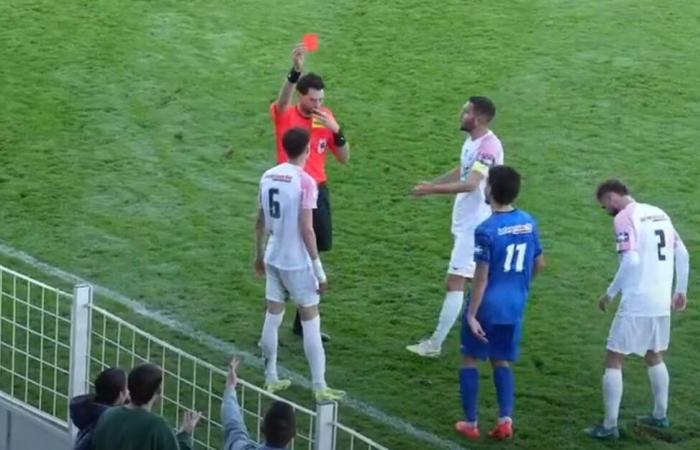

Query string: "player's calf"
[[261, 301, 286, 387], [491, 359, 514, 430], [298, 305, 346, 401], [644, 351, 670, 425]]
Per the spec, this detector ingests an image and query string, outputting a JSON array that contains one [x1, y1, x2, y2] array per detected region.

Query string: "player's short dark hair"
[[282, 127, 310, 159], [488, 166, 521, 205], [262, 401, 296, 447], [94, 368, 127, 405], [297, 73, 324, 95], [128, 363, 162, 406], [596, 179, 629, 200], [469, 96, 496, 121]]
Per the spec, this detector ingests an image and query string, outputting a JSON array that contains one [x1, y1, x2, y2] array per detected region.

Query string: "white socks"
[[603, 368, 623, 429], [431, 291, 464, 348], [261, 311, 284, 384], [648, 362, 669, 419], [302, 316, 327, 391]]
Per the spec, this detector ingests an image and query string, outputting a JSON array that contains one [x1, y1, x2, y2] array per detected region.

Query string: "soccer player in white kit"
[[254, 127, 345, 402], [587, 179, 690, 440], [407, 97, 504, 357]]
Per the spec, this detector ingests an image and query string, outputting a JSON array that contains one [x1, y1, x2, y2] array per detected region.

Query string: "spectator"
[[223, 358, 296, 450], [70, 368, 128, 450], [92, 363, 202, 450]]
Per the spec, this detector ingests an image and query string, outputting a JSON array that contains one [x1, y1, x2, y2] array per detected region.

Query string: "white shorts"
[[265, 265, 320, 307], [448, 232, 476, 278], [606, 315, 670, 357]]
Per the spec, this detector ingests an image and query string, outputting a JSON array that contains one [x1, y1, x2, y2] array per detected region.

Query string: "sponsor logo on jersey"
[[641, 214, 668, 223], [266, 174, 293, 183], [497, 224, 533, 235]]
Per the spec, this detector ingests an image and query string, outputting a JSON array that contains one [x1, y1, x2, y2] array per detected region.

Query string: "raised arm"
[[222, 359, 258, 450], [275, 44, 306, 112]]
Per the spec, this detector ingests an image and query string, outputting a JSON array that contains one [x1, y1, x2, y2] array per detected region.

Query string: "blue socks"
[[493, 366, 515, 419], [459, 367, 479, 422]]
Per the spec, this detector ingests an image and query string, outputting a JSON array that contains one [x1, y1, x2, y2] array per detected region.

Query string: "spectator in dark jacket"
[[92, 363, 201, 450], [69, 368, 129, 450]]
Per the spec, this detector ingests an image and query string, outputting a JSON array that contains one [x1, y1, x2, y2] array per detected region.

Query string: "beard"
[[461, 118, 475, 132], [298, 103, 314, 116]]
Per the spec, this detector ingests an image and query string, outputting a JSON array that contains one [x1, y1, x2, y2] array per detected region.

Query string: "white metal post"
[[68, 284, 93, 438], [314, 401, 337, 450]]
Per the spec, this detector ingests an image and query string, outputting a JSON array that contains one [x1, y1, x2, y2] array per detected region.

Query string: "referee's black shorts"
[[313, 183, 332, 252]]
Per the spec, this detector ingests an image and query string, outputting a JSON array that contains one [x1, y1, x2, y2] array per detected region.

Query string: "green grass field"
[[2, 0, 700, 448]]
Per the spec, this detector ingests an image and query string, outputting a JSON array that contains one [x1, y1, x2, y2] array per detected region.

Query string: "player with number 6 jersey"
[[254, 127, 345, 402], [586, 179, 690, 440]]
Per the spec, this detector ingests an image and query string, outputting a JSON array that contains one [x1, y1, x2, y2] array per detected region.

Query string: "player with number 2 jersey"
[[586, 179, 690, 440]]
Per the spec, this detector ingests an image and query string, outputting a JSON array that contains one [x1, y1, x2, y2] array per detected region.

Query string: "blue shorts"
[[461, 316, 523, 361]]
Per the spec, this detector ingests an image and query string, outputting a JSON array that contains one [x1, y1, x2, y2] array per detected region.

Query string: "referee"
[[269, 43, 350, 341]]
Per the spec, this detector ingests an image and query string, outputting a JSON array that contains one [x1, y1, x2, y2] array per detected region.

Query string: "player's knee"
[[266, 301, 285, 315], [446, 274, 466, 292], [462, 356, 479, 368], [605, 350, 624, 369], [644, 351, 664, 367], [298, 305, 320, 321], [490, 359, 510, 368]]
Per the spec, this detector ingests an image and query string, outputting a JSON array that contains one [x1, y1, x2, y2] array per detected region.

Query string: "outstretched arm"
[[415, 170, 484, 196], [431, 167, 461, 185]]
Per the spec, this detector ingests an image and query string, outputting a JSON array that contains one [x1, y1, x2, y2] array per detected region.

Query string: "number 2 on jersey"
[[504, 243, 527, 272], [268, 188, 281, 219], [654, 229, 666, 261]]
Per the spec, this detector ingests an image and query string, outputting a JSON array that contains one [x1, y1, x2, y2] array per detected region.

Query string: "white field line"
[[0, 241, 466, 450]]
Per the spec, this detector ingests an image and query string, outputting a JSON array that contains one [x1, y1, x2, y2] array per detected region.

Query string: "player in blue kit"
[[455, 166, 545, 441]]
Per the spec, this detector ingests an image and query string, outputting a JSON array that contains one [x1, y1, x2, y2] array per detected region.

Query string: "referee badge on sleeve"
[[317, 139, 327, 154]]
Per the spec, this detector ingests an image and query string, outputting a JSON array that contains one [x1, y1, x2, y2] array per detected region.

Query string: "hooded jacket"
[[69, 394, 111, 450]]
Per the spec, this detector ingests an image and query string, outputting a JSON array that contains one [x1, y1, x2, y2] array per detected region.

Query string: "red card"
[[303, 33, 319, 52]]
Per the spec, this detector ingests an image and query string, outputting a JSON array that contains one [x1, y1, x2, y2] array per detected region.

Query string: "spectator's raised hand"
[[226, 358, 241, 389], [180, 410, 202, 435]]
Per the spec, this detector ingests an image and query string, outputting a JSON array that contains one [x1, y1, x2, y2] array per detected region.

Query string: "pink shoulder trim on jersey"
[[477, 134, 503, 158], [613, 202, 637, 252], [300, 170, 318, 209]]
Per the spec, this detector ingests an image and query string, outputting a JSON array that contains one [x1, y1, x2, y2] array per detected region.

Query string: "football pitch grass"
[[2, 0, 700, 448]]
